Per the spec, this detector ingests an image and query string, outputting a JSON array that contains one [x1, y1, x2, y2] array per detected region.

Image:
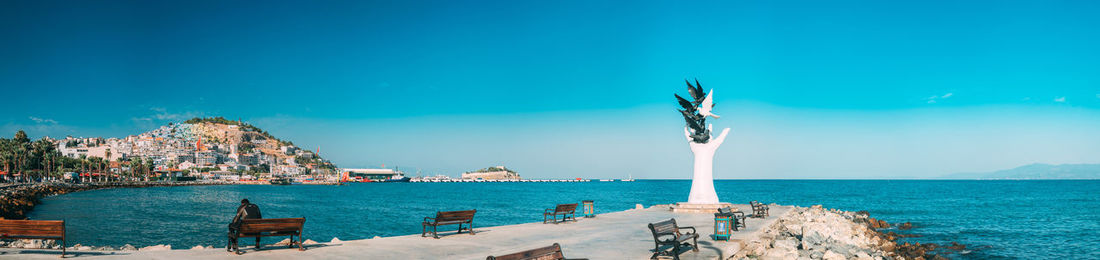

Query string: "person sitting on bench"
[[227, 198, 262, 252]]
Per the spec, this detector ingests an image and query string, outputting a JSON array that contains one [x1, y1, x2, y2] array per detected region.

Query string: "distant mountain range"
[[940, 163, 1100, 179]]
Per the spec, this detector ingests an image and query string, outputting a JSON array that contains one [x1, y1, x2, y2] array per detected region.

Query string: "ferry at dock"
[[340, 168, 408, 183]]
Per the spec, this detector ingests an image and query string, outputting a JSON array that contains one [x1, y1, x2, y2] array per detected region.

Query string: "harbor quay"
[[0, 204, 792, 259]]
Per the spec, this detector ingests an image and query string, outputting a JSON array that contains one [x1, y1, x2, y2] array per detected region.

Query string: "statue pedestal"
[[670, 202, 735, 213]]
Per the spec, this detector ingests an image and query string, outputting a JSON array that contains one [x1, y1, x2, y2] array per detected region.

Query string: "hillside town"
[[0, 117, 338, 183]]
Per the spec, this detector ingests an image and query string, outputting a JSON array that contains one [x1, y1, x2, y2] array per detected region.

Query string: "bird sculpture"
[[675, 79, 718, 143], [699, 89, 720, 119]]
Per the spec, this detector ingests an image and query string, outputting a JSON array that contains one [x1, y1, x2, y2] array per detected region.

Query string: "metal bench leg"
[[422, 224, 427, 237], [433, 225, 439, 239], [673, 243, 681, 260], [457, 223, 463, 234], [60, 239, 65, 258], [255, 237, 261, 249], [692, 236, 699, 252], [288, 235, 295, 248], [469, 222, 475, 235]]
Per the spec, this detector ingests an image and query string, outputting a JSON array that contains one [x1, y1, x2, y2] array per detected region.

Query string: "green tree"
[[79, 154, 88, 182], [89, 157, 103, 183], [143, 160, 153, 181], [132, 157, 143, 182], [104, 149, 112, 182], [116, 157, 125, 182], [0, 138, 12, 176]]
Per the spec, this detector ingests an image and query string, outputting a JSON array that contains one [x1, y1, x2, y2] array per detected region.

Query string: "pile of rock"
[[732, 205, 951, 260]]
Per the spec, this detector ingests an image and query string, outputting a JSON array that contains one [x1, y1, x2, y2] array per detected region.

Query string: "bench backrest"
[[435, 210, 476, 222], [717, 206, 732, 215], [648, 218, 682, 239], [0, 220, 65, 238], [487, 243, 566, 260], [239, 218, 305, 234], [553, 203, 577, 213]]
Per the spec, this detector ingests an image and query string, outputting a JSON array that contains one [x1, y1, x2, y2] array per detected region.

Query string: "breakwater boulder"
[[733, 205, 958, 260]]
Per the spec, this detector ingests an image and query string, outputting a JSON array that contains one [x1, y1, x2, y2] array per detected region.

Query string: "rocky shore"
[[733, 205, 967, 260], [0, 181, 227, 220]]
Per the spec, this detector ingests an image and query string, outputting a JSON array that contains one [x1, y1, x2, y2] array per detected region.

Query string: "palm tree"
[[132, 157, 141, 182], [115, 157, 125, 182], [90, 157, 103, 183], [143, 160, 154, 181], [12, 130, 30, 182], [104, 149, 112, 182], [79, 154, 88, 183], [13, 142, 27, 182], [0, 138, 12, 180], [33, 139, 56, 181]]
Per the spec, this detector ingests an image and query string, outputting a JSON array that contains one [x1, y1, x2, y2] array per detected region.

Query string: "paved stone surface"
[[0, 204, 790, 259]]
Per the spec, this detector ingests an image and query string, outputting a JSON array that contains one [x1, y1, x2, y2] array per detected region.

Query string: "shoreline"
[[2, 200, 964, 259]]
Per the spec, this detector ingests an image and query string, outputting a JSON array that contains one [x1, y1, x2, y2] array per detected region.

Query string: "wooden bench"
[[233, 218, 306, 254], [486, 243, 589, 260], [717, 206, 747, 231], [0, 220, 66, 258], [750, 201, 769, 218], [422, 210, 476, 239], [647, 218, 698, 260], [543, 203, 578, 224]]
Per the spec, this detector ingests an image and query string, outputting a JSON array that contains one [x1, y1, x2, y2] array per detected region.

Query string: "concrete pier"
[[0, 204, 790, 259]]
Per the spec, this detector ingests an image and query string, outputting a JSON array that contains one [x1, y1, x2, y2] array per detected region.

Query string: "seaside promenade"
[[0, 204, 791, 259]]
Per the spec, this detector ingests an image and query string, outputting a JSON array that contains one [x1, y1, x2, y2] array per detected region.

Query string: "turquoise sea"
[[28, 180, 1100, 259]]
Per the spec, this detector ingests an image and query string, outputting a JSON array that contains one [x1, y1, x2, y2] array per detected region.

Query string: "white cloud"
[[1054, 97, 1066, 103], [28, 116, 58, 124], [138, 107, 203, 122], [129, 107, 205, 130], [925, 92, 953, 104]]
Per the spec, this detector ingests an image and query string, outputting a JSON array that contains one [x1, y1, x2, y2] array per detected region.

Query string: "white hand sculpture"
[[684, 124, 731, 204]]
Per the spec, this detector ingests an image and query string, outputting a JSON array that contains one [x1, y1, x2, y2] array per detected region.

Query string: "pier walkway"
[[1, 204, 790, 260]]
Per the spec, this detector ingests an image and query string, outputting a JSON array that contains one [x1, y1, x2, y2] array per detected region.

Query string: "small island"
[[460, 166, 521, 180]]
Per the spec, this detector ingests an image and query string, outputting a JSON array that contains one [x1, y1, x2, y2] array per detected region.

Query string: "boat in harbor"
[[342, 168, 408, 183], [383, 173, 411, 182], [620, 174, 635, 182], [269, 177, 292, 185]]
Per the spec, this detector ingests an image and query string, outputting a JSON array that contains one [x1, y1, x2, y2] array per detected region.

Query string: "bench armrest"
[[678, 226, 697, 234], [544, 208, 555, 214], [423, 217, 435, 223]]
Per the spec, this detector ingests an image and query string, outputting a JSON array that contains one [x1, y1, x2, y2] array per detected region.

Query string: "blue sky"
[[2, 0, 1099, 178]]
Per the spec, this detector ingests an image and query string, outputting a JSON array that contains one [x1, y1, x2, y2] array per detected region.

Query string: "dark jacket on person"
[[230, 203, 262, 229]]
